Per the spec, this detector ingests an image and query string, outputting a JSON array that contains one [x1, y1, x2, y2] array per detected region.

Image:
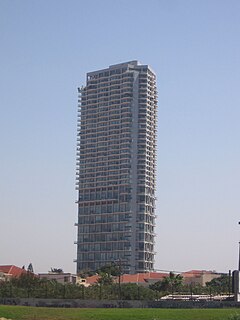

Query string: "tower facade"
[[76, 61, 157, 274]]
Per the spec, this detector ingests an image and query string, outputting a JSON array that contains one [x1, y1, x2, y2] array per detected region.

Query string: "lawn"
[[0, 305, 240, 320]]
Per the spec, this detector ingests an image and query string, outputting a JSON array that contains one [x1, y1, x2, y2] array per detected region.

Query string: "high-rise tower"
[[76, 61, 157, 274]]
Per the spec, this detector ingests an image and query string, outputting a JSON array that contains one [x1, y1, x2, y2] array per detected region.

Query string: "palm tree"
[[161, 272, 183, 295], [149, 272, 183, 295]]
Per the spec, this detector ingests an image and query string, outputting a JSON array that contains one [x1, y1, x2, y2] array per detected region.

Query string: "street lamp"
[[234, 222, 240, 301], [238, 222, 240, 271]]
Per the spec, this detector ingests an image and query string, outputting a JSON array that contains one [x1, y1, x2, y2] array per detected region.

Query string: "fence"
[[1, 298, 240, 308]]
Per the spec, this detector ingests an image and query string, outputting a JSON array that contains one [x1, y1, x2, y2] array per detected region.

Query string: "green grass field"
[[0, 305, 240, 320]]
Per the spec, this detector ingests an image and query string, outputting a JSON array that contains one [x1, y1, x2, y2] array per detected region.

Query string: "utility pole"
[[118, 259, 122, 300], [114, 259, 122, 300]]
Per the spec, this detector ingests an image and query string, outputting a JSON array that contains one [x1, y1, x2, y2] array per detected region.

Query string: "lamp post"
[[238, 221, 240, 271], [235, 222, 240, 301], [238, 241, 240, 271], [228, 270, 231, 297]]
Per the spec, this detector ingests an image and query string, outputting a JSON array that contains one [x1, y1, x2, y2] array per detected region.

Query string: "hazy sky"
[[0, 0, 240, 274]]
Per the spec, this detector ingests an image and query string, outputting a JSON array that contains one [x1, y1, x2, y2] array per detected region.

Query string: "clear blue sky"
[[0, 0, 239, 274]]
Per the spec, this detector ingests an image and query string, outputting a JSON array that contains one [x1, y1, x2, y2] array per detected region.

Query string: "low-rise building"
[[84, 272, 168, 287], [84, 274, 99, 286], [181, 270, 221, 286], [0, 271, 8, 282], [0, 265, 28, 280], [118, 272, 168, 287], [84, 270, 222, 287], [76, 277, 91, 287], [39, 272, 77, 284]]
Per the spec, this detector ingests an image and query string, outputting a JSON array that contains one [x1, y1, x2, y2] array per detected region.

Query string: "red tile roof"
[[0, 265, 28, 278], [119, 272, 168, 283], [144, 272, 169, 280], [181, 270, 215, 278], [85, 272, 169, 285], [86, 274, 100, 284]]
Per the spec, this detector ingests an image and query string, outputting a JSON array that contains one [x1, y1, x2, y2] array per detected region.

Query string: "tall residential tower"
[[76, 61, 157, 274]]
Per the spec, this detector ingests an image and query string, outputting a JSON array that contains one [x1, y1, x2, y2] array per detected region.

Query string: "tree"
[[149, 280, 166, 292], [120, 283, 155, 300], [96, 263, 121, 286], [97, 273, 113, 285], [11, 273, 38, 288], [149, 272, 183, 294], [206, 274, 231, 294], [10, 273, 40, 298], [97, 263, 121, 277], [77, 268, 95, 278], [27, 263, 34, 273]]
